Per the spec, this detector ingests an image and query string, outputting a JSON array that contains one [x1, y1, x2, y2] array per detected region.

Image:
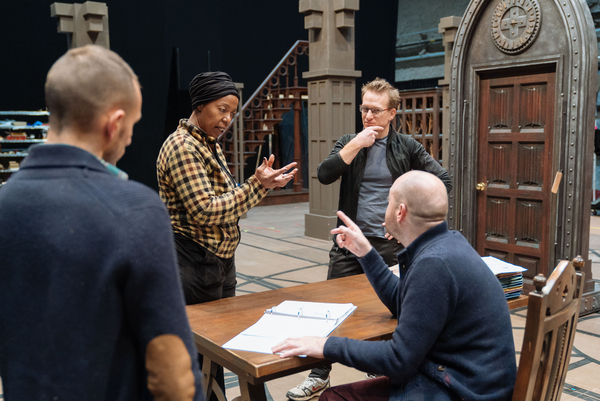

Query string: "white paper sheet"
[[482, 256, 527, 275]]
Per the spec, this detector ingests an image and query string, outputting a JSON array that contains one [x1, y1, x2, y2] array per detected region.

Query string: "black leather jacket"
[[317, 126, 452, 228]]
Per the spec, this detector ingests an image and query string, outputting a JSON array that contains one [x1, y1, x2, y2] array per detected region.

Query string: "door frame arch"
[[447, 0, 596, 289]]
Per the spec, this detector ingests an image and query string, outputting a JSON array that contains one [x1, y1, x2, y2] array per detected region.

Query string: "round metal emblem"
[[491, 0, 541, 54]]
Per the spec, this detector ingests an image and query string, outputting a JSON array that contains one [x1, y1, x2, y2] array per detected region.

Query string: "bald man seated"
[[272, 171, 517, 401]]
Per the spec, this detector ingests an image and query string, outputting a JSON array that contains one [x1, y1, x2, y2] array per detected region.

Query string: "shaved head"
[[391, 171, 448, 223], [385, 171, 448, 245], [45, 45, 138, 133]]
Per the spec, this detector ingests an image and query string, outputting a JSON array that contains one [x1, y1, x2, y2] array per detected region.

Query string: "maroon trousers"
[[320, 377, 390, 401]]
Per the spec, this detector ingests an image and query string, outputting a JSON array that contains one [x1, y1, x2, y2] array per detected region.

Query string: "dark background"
[[0, 0, 398, 190]]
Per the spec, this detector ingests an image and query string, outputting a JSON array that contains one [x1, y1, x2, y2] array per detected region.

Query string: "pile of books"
[[482, 256, 527, 300]]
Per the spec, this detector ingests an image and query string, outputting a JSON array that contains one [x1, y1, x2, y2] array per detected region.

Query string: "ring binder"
[[262, 302, 353, 325], [225, 300, 357, 354]]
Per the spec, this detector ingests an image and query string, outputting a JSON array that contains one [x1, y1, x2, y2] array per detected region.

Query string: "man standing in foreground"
[[274, 171, 516, 401], [287, 78, 452, 400], [0, 45, 203, 400]]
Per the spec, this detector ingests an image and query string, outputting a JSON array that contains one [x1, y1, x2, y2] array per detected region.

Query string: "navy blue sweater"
[[324, 222, 516, 400], [0, 145, 203, 400]]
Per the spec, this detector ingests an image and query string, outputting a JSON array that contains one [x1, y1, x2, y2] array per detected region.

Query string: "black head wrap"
[[189, 71, 240, 110]]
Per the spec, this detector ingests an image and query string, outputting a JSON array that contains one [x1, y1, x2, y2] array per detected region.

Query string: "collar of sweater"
[[396, 221, 448, 275], [21, 143, 125, 179]]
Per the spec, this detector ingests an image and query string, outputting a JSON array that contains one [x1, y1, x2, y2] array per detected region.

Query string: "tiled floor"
[[1, 204, 599, 400]]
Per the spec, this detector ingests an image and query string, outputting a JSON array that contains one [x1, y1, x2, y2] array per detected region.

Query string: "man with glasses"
[[286, 77, 452, 401]]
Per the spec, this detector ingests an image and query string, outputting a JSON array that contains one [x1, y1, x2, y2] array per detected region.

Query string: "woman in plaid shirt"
[[157, 71, 297, 306]]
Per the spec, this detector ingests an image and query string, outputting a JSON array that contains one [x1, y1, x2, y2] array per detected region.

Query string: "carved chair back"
[[512, 256, 585, 401]]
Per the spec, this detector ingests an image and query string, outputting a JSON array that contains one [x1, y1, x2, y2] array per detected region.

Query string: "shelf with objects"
[[0, 110, 49, 188]]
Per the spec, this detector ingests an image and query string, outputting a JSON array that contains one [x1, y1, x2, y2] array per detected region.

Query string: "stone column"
[[50, 1, 109, 49], [437, 16, 461, 171], [300, 0, 361, 240]]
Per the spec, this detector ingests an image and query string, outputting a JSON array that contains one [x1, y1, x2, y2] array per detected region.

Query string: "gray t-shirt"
[[356, 136, 393, 238]]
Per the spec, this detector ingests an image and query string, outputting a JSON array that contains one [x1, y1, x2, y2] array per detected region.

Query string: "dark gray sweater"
[[324, 222, 517, 400], [0, 145, 203, 400]]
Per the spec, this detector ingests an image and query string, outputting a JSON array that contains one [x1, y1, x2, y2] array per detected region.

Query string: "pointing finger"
[[331, 225, 349, 235], [336, 210, 358, 230]]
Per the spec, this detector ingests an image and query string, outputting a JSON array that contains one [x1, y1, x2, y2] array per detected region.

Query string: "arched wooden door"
[[476, 69, 555, 281]]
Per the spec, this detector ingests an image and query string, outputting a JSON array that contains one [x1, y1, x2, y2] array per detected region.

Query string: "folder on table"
[[223, 300, 357, 354]]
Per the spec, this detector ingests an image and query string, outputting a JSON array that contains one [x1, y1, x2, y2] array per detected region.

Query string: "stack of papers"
[[223, 300, 357, 354], [482, 256, 527, 300]]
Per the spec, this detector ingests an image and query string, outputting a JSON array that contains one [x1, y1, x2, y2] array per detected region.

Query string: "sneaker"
[[286, 376, 330, 401]]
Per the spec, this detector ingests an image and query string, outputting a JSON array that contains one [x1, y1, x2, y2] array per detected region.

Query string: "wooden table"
[[186, 274, 396, 401], [186, 274, 529, 401]]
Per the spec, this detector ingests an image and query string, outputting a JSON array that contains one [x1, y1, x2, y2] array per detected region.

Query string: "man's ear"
[[105, 109, 126, 140], [388, 108, 396, 123], [397, 203, 406, 224]]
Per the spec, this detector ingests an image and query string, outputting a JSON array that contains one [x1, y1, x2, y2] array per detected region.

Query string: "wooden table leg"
[[201, 356, 227, 401], [234, 378, 268, 401]]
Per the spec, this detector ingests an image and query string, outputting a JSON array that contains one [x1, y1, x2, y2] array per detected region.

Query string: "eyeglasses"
[[359, 105, 392, 117]]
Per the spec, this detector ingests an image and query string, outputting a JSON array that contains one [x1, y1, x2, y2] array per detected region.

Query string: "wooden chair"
[[512, 256, 585, 401]]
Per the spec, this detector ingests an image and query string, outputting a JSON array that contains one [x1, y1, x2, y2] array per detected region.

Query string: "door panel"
[[477, 71, 555, 281]]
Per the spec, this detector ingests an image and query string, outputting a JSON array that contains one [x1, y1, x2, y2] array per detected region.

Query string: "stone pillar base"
[[304, 213, 338, 241]]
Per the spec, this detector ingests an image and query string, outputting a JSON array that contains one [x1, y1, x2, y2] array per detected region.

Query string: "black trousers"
[[174, 233, 237, 305], [174, 233, 236, 400], [310, 236, 403, 380], [327, 236, 403, 279]]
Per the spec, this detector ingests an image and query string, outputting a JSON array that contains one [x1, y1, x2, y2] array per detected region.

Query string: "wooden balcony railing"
[[393, 88, 444, 162]]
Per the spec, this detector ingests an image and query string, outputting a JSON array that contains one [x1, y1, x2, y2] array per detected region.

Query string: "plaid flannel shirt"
[[157, 119, 268, 259]]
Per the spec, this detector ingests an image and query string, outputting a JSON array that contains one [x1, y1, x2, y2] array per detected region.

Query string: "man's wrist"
[[357, 245, 376, 259], [355, 244, 373, 258], [340, 141, 361, 164]]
